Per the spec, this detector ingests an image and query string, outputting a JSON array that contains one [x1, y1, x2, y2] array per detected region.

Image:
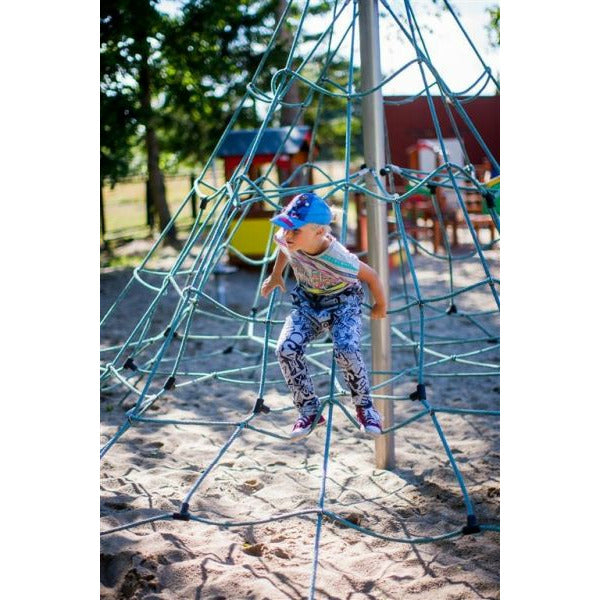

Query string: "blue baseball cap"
[[270, 193, 332, 230]]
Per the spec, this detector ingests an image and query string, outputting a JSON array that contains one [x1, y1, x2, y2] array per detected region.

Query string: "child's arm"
[[261, 249, 289, 298], [357, 262, 387, 319]]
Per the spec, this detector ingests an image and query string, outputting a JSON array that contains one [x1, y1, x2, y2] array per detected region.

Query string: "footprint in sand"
[[240, 479, 264, 493], [103, 499, 131, 511], [333, 512, 363, 528], [271, 547, 291, 559]]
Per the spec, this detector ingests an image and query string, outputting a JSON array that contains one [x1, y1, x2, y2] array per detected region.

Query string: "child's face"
[[283, 224, 327, 254]]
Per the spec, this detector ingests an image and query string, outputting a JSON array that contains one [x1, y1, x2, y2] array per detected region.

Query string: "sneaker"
[[356, 405, 383, 435], [290, 413, 326, 439]]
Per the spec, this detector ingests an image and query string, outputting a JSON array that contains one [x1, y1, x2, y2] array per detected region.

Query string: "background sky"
[[159, 0, 499, 96], [306, 0, 499, 96], [379, 0, 499, 95]]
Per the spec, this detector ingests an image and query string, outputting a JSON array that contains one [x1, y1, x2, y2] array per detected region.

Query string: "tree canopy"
[[486, 5, 499, 48], [101, 0, 360, 184]]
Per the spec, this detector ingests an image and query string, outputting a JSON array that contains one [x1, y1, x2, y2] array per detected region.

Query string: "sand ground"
[[100, 236, 499, 599]]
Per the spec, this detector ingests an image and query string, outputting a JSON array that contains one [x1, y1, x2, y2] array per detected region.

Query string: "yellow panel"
[[389, 246, 408, 268], [228, 218, 276, 256]]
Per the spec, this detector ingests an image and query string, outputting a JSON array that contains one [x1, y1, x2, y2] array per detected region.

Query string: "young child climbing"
[[260, 192, 388, 440]]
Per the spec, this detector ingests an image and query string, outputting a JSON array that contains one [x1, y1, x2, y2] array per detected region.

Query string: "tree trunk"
[[277, 0, 303, 128], [146, 127, 173, 236], [276, 0, 306, 191], [100, 178, 106, 241], [139, 49, 177, 243]]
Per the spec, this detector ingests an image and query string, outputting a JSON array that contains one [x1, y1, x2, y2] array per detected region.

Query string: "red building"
[[383, 95, 499, 171]]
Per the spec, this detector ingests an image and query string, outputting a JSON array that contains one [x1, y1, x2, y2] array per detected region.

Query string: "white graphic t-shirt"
[[275, 231, 361, 295]]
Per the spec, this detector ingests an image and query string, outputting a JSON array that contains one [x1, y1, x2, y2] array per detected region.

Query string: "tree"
[[142, 0, 348, 171], [486, 5, 499, 48], [100, 0, 364, 228], [159, 0, 288, 167], [273, 1, 362, 171], [101, 0, 176, 242]]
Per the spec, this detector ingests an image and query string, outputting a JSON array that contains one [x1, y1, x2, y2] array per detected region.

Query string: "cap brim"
[[270, 214, 304, 230]]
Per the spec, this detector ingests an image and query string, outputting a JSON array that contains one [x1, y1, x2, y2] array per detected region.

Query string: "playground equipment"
[[219, 126, 315, 263], [101, 1, 500, 597]]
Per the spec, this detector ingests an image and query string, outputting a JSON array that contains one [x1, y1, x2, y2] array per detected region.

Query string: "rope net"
[[100, 1, 499, 596]]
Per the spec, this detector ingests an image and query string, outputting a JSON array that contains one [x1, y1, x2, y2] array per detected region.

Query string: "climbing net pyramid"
[[101, 1, 499, 595]]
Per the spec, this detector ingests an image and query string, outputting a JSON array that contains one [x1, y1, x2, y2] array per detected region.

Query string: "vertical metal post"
[[359, 0, 395, 469]]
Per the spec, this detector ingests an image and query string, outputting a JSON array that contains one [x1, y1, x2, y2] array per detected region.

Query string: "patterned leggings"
[[275, 285, 372, 415]]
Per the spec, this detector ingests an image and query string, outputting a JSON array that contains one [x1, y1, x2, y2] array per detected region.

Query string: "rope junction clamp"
[[253, 397, 271, 414], [410, 383, 427, 401], [172, 502, 190, 521], [462, 514, 481, 535], [123, 357, 138, 371], [164, 327, 180, 340]]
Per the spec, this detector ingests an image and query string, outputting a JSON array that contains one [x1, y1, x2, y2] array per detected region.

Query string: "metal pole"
[[358, 0, 395, 470]]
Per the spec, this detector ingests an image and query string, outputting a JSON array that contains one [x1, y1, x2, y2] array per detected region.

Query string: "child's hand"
[[261, 274, 286, 298], [371, 302, 387, 319]]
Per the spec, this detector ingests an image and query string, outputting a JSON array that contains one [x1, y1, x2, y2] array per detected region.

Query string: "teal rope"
[[101, 2, 500, 584], [401, 0, 499, 309], [442, 0, 500, 91]]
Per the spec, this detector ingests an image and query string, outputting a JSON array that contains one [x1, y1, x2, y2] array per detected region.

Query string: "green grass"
[[102, 175, 198, 239], [100, 252, 146, 269], [101, 161, 356, 243]]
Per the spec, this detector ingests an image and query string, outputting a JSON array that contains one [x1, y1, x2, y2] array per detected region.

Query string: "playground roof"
[[216, 126, 312, 158]]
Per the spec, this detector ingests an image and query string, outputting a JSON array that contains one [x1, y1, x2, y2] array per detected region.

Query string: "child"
[[261, 192, 387, 439]]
